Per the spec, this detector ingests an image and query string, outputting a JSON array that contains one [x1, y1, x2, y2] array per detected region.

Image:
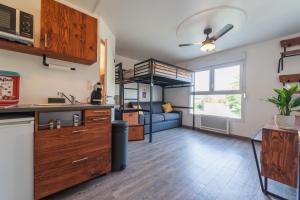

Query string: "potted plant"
[[267, 84, 300, 129]]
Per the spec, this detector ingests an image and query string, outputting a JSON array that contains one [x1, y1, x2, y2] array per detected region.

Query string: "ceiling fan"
[[178, 24, 234, 52]]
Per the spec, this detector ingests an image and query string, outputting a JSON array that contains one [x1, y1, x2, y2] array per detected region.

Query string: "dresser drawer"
[[35, 149, 111, 200], [123, 112, 139, 126], [84, 109, 111, 118], [128, 125, 144, 141], [35, 127, 111, 170], [35, 126, 109, 150]]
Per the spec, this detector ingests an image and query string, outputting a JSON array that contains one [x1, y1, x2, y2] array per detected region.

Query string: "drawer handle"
[[72, 157, 89, 165], [72, 129, 88, 133], [93, 111, 107, 113], [45, 33, 48, 48], [92, 118, 108, 121]]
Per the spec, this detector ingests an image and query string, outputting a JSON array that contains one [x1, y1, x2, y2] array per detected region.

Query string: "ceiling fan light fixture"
[[200, 41, 216, 52]]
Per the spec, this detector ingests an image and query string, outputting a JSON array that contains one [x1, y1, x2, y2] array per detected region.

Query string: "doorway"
[[100, 39, 107, 100]]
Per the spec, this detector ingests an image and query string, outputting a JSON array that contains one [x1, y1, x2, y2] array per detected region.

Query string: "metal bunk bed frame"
[[116, 58, 196, 143]]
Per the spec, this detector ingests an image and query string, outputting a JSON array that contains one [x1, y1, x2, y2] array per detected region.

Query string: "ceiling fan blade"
[[211, 24, 234, 41], [178, 43, 202, 47]]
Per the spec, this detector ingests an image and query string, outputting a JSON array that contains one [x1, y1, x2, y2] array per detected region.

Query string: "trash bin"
[[112, 120, 128, 171]]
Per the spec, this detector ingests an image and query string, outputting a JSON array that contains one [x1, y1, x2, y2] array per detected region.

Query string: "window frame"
[[190, 60, 246, 121]]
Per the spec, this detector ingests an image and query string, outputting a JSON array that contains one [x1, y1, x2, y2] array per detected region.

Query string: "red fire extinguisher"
[[0, 70, 20, 106]]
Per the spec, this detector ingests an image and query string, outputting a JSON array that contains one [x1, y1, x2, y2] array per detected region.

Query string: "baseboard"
[[181, 125, 251, 141]]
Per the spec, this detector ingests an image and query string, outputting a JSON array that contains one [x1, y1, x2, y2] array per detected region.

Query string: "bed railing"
[[134, 59, 193, 83]]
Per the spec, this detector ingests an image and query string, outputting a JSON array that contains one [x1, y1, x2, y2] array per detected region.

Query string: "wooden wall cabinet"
[[40, 0, 97, 65], [34, 109, 111, 200]]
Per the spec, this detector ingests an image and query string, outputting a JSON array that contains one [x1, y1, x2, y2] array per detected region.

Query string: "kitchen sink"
[[32, 103, 86, 107], [32, 103, 90, 107], [33, 103, 70, 106]]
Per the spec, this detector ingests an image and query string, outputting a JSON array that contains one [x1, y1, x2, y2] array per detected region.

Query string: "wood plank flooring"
[[44, 128, 296, 200]]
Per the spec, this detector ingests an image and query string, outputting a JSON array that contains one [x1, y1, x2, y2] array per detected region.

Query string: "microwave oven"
[[0, 4, 34, 45]]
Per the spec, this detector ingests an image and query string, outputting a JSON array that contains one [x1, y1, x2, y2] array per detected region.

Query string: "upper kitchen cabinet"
[[40, 0, 98, 65]]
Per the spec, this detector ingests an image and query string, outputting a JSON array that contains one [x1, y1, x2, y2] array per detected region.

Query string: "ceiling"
[[68, 0, 300, 63], [66, 0, 100, 13]]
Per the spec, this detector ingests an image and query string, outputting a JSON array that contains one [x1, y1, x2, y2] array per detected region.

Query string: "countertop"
[[0, 104, 114, 114]]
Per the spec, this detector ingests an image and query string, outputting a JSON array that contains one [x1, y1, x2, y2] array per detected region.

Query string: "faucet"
[[57, 92, 79, 104]]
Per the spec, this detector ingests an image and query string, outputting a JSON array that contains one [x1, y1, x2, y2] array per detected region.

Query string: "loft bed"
[[115, 58, 195, 143], [115, 58, 193, 87]]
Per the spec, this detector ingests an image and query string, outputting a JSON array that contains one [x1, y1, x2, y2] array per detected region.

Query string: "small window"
[[191, 62, 244, 119]]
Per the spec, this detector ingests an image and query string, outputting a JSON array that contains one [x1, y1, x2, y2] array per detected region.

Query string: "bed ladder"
[[116, 62, 140, 115], [123, 83, 140, 106]]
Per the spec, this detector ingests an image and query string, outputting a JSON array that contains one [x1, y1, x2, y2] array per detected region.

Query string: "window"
[[195, 70, 210, 92], [191, 62, 244, 119]]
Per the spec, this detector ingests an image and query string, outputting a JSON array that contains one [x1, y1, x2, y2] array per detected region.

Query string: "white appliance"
[[0, 116, 34, 200]]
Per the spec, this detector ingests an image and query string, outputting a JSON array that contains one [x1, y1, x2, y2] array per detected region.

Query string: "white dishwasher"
[[0, 116, 34, 200]]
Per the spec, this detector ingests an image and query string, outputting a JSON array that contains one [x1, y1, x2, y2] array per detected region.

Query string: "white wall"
[[115, 55, 162, 104], [165, 33, 300, 138], [0, 0, 116, 104]]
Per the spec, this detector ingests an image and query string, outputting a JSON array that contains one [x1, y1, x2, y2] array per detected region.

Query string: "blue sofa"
[[128, 102, 182, 134]]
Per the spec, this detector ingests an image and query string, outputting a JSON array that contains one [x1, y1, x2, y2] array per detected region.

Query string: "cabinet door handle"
[[72, 157, 89, 165], [44, 33, 48, 48], [72, 129, 88, 133]]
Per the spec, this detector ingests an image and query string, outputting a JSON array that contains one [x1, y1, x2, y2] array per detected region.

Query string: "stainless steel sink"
[[32, 103, 90, 107], [33, 103, 70, 107]]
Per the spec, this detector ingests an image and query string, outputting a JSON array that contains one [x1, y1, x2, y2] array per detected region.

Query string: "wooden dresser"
[[34, 108, 111, 200], [261, 119, 299, 188], [252, 118, 299, 199], [122, 111, 144, 141]]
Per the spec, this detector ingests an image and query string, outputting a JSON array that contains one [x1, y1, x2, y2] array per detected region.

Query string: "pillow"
[[162, 103, 173, 113], [133, 104, 144, 115]]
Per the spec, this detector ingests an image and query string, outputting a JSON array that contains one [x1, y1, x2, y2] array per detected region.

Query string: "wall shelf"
[[279, 74, 300, 84], [282, 49, 300, 57], [279, 74, 300, 94], [0, 39, 96, 65], [0, 39, 46, 57], [278, 37, 300, 73]]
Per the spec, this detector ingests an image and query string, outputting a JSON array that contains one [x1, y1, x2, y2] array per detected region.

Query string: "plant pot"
[[274, 114, 295, 129]]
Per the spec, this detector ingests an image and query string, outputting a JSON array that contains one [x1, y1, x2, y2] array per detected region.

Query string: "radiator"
[[199, 115, 230, 134]]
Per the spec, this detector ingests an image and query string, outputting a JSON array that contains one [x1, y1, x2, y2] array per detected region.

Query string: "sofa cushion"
[[161, 113, 180, 121], [130, 102, 163, 114], [144, 114, 165, 124]]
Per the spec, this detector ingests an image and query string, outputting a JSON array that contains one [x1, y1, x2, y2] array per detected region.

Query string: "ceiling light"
[[200, 41, 215, 52]]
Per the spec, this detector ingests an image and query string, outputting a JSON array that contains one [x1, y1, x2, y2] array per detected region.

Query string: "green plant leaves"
[[267, 84, 299, 116], [291, 97, 300, 108]]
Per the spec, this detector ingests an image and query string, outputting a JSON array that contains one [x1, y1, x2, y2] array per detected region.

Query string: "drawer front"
[[35, 127, 111, 171], [123, 112, 139, 126], [85, 109, 111, 118], [85, 115, 111, 126], [35, 126, 110, 150], [35, 149, 111, 199], [128, 126, 144, 141], [261, 129, 298, 187]]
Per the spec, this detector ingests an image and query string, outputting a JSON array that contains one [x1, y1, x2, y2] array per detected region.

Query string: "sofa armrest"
[[139, 114, 145, 125], [171, 110, 183, 126]]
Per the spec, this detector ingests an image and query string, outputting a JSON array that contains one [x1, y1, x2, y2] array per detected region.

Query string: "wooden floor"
[[45, 128, 296, 200]]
